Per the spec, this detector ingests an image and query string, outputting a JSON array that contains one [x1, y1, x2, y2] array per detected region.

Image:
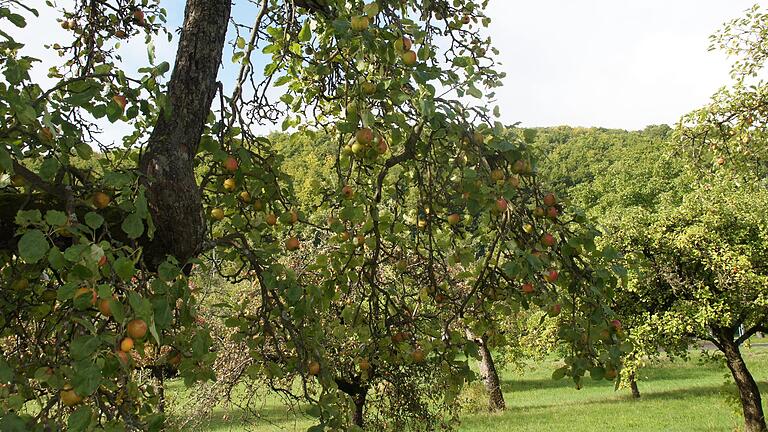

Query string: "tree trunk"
[[629, 372, 640, 399], [139, 0, 231, 269], [717, 328, 767, 432], [477, 335, 506, 411], [352, 390, 367, 428]]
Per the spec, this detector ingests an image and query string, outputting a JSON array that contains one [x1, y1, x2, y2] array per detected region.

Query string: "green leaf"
[[18, 229, 49, 263], [113, 257, 136, 281], [45, 210, 67, 227], [121, 213, 144, 239], [67, 406, 93, 432], [71, 335, 100, 361], [72, 361, 101, 396], [298, 21, 312, 42], [84, 212, 104, 229]]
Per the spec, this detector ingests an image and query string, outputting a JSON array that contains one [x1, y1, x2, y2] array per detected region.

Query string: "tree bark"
[[476, 334, 505, 411], [629, 372, 640, 399], [352, 390, 367, 428], [717, 328, 767, 432], [335, 378, 368, 428], [139, 0, 231, 269]]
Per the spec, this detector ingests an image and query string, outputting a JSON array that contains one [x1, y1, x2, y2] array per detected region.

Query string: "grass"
[[169, 346, 768, 431]]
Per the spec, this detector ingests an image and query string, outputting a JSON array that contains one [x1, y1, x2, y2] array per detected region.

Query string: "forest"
[[1, 1, 768, 431]]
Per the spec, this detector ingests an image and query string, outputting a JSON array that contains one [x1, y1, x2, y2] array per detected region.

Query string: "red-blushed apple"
[[544, 269, 559, 283], [547, 206, 559, 219], [112, 95, 127, 111], [543, 193, 557, 207], [127, 319, 148, 339], [508, 175, 520, 188], [266, 213, 277, 226], [120, 337, 135, 352], [611, 319, 622, 331], [359, 358, 370, 371], [289, 210, 299, 224], [356, 128, 373, 145], [394, 36, 412, 52], [401, 50, 417, 66], [286, 237, 300, 251], [541, 233, 556, 247], [75, 287, 97, 306], [98, 298, 113, 316], [223, 155, 239, 172], [494, 198, 508, 213], [133, 9, 145, 25], [342, 185, 354, 199], [548, 303, 562, 317], [521, 282, 535, 294], [447, 213, 461, 226]]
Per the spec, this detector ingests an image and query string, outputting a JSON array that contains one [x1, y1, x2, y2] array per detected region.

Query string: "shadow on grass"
[[170, 403, 312, 431]]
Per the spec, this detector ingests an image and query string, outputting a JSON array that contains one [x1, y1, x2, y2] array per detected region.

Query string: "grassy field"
[[169, 346, 768, 431]]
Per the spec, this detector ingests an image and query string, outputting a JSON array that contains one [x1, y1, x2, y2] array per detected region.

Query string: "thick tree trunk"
[[336, 378, 368, 428], [478, 337, 505, 411], [717, 328, 767, 432], [352, 390, 367, 428], [139, 0, 231, 269], [629, 372, 640, 399]]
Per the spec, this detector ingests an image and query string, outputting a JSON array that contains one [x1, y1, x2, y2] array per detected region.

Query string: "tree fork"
[[139, 0, 232, 269]]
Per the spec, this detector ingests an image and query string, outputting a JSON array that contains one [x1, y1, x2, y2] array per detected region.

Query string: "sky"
[[11, 0, 759, 139]]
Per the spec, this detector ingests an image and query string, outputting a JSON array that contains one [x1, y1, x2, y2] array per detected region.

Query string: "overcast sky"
[[14, 0, 758, 138]]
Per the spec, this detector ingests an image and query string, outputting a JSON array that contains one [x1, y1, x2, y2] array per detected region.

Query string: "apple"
[[75, 287, 97, 306], [286, 237, 300, 251], [308, 360, 321, 376], [359, 358, 370, 371], [521, 282, 535, 294], [522, 223, 534, 234], [604, 368, 618, 380], [533, 207, 545, 218], [239, 191, 251, 203], [60, 386, 83, 406], [375, 137, 389, 154], [401, 50, 417, 66], [541, 233, 557, 247], [361, 81, 376, 95], [346, 101, 358, 116], [112, 95, 127, 111], [356, 128, 373, 145], [289, 210, 299, 224], [98, 298, 113, 316], [342, 185, 354, 199], [133, 9, 145, 25], [266, 213, 277, 226], [351, 15, 369, 31], [223, 178, 237, 191], [115, 349, 130, 366], [98, 255, 108, 267], [512, 160, 526, 174], [223, 156, 239, 172], [339, 231, 351, 242], [548, 303, 562, 317], [92, 192, 111, 209], [127, 319, 148, 339], [447, 213, 461, 226], [211, 208, 225, 221], [508, 176, 520, 188], [253, 199, 264, 211], [547, 206, 559, 219], [461, 15, 470, 24], [544, 269, 559, 283], [412, 349, 425, 363], [354, 234, 365, 248], [351, 142, 366, 155], [167, 351, 182, 367], [543, 193, 557, 207], [611, 319, 622, 331], [394, 36, 412, 52], [417, 218, 427, 230], [490, 169, 505, 182], [39, 127, 54, 142], [494, 198, 508, 213], [120, 337, 134, 352], [115, 29, 127, 38]]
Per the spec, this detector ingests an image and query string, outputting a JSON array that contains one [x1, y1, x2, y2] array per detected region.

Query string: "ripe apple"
[[541, 233, 556, 247], [359, 358, 370, 371], [120, 337, 134, 352], [544, 269, 559, 283], [223, 156, 239, 172], [412, 349, 425, 363], [401, 50, 417, 66], [547, 206, 559, 219], [611, 319, 622, 331], [75, 287, 97, 306], [98, 298, 113, 317], [548, 303, 562, 317], [339, 231, 351, 242], [112, 95, 127, 111], [115, 29, 127, 38], [533, 207, 545, 218], [286, 237, 300, 251], [342, 185, 354, 199], [375, 137, 389, 154], [543, 193, 557, 207], [308, 360, 321, 375], [509, 176, 520, 188], [461, 15, 470, 24], [133, 9, 145, 25], [447, 213, 461, 226], [523, 223, 534, 234], [127, 319, 148, 339], [239, 191, 251, 202], [167, 351, 182, 367], [356, 128, 373, 145], [60, 386, 83, 406], [394, 36, 412, 52], [490, 169, 505, 182], [494, 198, 508, 213], [223, 178, 237, 191], [253, 199, 264, 211], [512, 160, 526, 173], [289, 210, 299, 224], [92, 191, 111, 209], [354, 234, 365, 248], [266, 213, 277, 226], [521, 282, 535, 294], [351, 15, 369, 31], [210, 208, 225, 221]]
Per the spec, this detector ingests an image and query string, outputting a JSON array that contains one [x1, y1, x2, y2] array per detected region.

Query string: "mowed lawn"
[[169, 346, 768, 432]]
